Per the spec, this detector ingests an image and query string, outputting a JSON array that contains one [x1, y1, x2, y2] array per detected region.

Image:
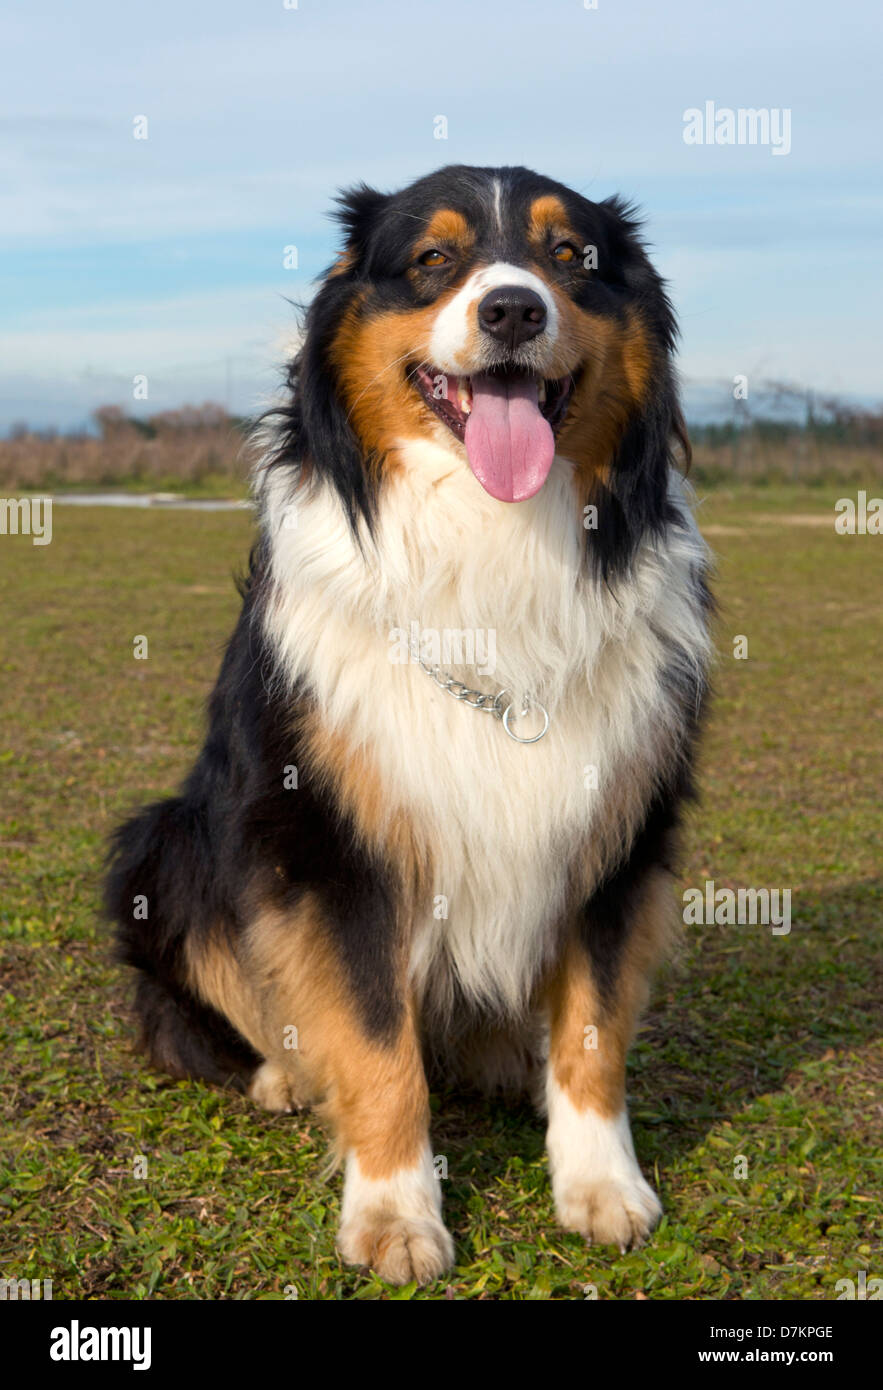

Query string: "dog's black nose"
[[477, 285, 547, 349]]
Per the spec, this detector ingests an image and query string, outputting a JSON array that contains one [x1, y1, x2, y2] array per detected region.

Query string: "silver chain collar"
[[415, 654, 550, 744]]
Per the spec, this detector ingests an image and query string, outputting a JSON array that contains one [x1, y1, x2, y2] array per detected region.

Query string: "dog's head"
[[271, 165, 687, 575]]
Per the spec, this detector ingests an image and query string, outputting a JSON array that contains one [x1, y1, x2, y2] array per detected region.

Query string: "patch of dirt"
[[755, 513, 834, 527], [703, 513, 834, 536]]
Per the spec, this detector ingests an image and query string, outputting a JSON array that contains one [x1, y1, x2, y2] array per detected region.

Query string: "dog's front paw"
[[547, 1092, 662, 1252], [554, 1172, 662, 1251], [338, 1147, 453, 1285], [338, 1211, 454, 1285]]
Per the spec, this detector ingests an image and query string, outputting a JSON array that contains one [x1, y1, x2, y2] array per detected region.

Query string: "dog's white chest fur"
[[260, 437, 709, 1017]]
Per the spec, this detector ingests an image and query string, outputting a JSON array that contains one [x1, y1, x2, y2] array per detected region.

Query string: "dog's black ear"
[[329, 183, 390, 276], [598, 196, 677, 349], [673, 403, 692, 473], [587, 390, 685, 585], [259, 186, 393, 532], [267, 272, 376, 534], [585, 198, 685, 583]]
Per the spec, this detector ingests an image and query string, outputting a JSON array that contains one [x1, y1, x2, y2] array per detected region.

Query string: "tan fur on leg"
[[243, 895, 452, 1284], [544, 871, 675, 1249]]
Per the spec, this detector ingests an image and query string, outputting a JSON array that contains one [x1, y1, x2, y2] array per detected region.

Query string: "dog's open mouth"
[[413, 365, 576, 503]]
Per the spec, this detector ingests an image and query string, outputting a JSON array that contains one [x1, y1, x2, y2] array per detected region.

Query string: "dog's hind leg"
[[129, 967, 262, 1090], [106, 796, 265, 1091], [248, 1059, 299, 1113], [184, 930, 311, 1113]]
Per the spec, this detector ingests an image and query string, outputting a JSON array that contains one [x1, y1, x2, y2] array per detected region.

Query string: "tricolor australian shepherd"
[[106, 165, 712, 1286]]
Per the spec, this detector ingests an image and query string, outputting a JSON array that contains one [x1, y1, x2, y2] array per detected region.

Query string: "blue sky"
[[2, 0, 880, 431]]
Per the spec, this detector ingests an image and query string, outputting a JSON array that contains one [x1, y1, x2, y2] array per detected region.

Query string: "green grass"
[[1, 484, 880, 1300]]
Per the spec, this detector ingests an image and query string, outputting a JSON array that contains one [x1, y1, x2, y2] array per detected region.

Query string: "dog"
[[106, 164, 712, 1287]]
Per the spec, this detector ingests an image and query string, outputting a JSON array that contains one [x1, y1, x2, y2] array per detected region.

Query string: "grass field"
[[1, 483, 880, 1301]]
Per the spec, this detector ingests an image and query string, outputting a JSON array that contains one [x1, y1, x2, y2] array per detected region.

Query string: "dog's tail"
[[105, 796, 261, 1088]]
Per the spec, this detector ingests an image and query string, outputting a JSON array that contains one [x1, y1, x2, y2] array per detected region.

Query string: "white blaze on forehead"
[[428, 261, 559, 373], [492, 177, 503, 235]]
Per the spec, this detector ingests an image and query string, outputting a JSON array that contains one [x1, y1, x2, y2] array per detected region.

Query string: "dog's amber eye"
[[418, 249, 449, 267], [551, 242, 577, 263]]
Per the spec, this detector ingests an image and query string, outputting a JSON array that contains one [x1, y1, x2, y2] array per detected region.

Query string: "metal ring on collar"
[[502, 700, 550, 744]]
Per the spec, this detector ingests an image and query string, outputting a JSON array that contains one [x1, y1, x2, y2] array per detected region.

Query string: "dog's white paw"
[[547, 1085, 661, 1251], [337, 1146, 453, 1285], [555, 1172, 662, 1251], [338, 1211, 454, 1286], [248, 1060, 298, 1113]]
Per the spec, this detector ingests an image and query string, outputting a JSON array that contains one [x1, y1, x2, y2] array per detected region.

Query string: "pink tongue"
[[463, 374, 554, 502]]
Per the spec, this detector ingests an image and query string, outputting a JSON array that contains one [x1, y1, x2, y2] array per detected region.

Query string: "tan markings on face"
[[298, 707, 432, 906], [329, 210, 573, 460], [545, 870, 676, 1117], [246, 895, 429, 1178], [527, 194, 573, 245], [328, 285, 467, 467], [531, 287, 655, 489], [417, 207, 475, 254]]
